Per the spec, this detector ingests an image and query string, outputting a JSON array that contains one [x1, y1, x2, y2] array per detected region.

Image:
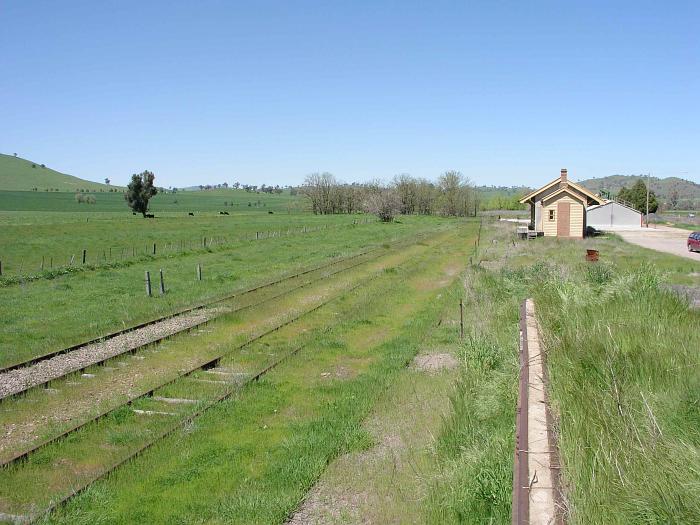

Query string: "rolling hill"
[[0, 153, 117, 192], [579, 174, 700, 208]]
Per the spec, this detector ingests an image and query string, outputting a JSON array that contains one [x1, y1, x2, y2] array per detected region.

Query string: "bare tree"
[[364, 189, 401, 222]]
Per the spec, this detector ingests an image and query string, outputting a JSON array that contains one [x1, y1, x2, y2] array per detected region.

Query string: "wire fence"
[[0, 217, 375, 282]]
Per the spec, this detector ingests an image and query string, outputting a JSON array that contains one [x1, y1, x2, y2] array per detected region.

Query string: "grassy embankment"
[[0, 215, 455, 368], [0, 222, 478, 523], [449, 220, 700, 523]]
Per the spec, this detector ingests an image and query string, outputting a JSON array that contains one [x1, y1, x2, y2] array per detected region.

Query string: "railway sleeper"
[[132, 409, 178, 417], [151, 396, 199, 405]]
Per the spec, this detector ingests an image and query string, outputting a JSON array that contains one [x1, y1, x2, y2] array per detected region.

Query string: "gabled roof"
[[541, 187, 588, 205], [519, 176, 602, 205]]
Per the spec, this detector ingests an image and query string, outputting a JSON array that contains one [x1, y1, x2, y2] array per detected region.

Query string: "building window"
[[549, 209, 555, 221]]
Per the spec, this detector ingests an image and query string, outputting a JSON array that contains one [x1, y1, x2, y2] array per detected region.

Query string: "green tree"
[[617, 179, 658, 214], [125, 170, 158, 217]]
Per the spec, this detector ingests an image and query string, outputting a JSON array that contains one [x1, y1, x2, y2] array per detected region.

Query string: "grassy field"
[[0, 212, 359, 279], [0, 187, 304, 214], [0, 154, 116, 192], [0, 215, 455, 368]]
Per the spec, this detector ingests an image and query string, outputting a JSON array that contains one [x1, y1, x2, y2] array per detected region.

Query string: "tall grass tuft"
[[536, 262, 700, 524]]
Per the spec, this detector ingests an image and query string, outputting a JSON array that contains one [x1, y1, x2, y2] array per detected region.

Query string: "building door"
[[557, 201, 570, 237]]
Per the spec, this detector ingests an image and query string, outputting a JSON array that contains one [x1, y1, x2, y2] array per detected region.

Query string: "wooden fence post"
[[145, 271, 152, 297], [197, 264, 202, 281], [159, 269, 165, 295], [82, 249, 86, 265], [459, 299, 464, 339], [153, 243, 156, 255], [0, 260, 2, 276]]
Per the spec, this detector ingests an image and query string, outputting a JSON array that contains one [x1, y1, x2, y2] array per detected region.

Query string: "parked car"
[[688, 232, 700, 252]]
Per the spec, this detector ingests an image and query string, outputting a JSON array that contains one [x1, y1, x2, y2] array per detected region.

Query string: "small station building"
[[519, 169, 603, 238]]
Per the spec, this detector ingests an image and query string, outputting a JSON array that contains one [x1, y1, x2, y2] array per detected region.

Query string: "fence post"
[[197, 264, 202, 281], [0, 260, 2, 276], [159, 269, 165, 295], [70, 254, 75, 266], [459, 299, 464, 339], [41, 256, 44, 271], [153, 243, 156, 255], [82, 249, 86, 265], [50, 257, 53, 269], [145, 271, 152, 297]]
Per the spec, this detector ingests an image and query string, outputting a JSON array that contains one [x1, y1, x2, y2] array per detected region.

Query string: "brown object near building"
[[520, 168, 603, 238]]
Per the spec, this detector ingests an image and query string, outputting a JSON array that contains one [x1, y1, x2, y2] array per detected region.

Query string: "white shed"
[[586, 201, 642, 231]]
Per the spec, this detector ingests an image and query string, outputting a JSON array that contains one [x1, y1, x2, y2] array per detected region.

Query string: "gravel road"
[[616, 225, 700, 261]]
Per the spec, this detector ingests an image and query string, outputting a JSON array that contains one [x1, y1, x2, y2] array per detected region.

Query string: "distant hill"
[[0, 153, 118, 192], [579, 174, 700, 209]]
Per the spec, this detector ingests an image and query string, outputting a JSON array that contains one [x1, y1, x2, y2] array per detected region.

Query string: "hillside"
[[0, 153, 117, 192], [579, 174, 700, 208]]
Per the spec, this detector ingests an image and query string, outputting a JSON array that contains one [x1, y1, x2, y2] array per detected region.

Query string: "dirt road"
[[617, 225, 700, 261]]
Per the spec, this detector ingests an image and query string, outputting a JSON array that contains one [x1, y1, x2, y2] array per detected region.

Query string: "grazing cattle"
[[145, 213, 155, 218], [188, 212, 194, 216], [268, 210, 274, 214], [132, 212, 137, 215]]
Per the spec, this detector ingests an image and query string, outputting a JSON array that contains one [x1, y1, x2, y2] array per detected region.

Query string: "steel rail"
[[513, 299, 530, 525]]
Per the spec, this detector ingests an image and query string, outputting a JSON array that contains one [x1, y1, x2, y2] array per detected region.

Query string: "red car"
[[688, 232, 700, 252]]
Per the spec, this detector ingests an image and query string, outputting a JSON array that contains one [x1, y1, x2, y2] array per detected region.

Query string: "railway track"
[[0, 232, 436, 400], [21, 275, 379, 524], [0, 231, 441, 468], [0, 231, 453, 523]]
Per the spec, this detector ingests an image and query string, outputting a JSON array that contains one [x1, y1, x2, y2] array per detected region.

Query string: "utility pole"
[[645, 172, 650, 228]]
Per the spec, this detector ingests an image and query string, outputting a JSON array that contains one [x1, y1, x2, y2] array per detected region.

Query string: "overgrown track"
[[0, 228, 463, 523], [24, 275, 378, 524], [0, 233, 434, 400], [0, 245, 380, 375], [0, 250, 379, 400], [0, 232, 439, 470], [0, 254, 380, 470]]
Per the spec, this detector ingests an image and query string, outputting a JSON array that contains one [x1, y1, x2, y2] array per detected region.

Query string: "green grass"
[[535, 264, 700, 523], [0, 212, 367, 279], [422, 266, 521, 524], [0, 215, 455, 368], [0, 153, 115, 192], [0, 223, 477, 521]]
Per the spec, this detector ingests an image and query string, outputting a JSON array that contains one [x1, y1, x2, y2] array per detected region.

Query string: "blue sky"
[[1, 1, 698, 188]]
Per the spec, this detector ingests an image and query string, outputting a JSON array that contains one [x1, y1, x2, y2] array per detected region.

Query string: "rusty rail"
[[513, 299, 565, 525]]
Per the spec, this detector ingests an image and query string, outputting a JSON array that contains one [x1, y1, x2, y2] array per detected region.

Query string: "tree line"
[[300, 171, 477, 221]]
